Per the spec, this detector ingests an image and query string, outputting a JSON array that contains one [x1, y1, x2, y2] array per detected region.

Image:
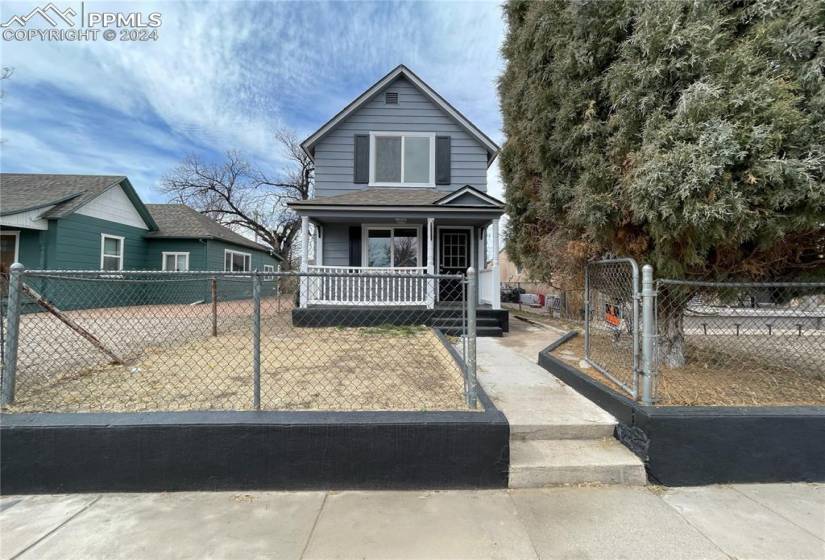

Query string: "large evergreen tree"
[[500, 0, 825, 284]]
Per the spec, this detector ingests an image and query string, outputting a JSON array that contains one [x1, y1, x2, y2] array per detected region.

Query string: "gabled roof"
[[434, 185, 504, 207], [146, 204, 282, 259], [301, 65, 500, 166], [0, 173, 158, 230], [287, 186, 504, 214]]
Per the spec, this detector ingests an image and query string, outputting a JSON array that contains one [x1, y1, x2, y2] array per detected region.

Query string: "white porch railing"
[[479, 268, 495, 306], [306, 265, 430, 306]]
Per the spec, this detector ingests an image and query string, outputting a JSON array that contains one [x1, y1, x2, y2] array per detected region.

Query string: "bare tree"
[[161, 129, 313, 267]]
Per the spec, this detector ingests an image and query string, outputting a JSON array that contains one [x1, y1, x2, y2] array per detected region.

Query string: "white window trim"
[[100, 234, 125, 271], [162, 251, 190, 271], [1, 230, 20, 264], [361, 224, 423, 268], [263, 263, 276, 281], [368, 131, 436, 187], [224, 248, 252, 272]]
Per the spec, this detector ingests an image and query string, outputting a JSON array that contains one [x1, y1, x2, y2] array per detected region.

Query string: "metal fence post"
[[2, 263, 24, 406], [210, 277, 217, 337], [640, 264, 655, 406], [583, 265, 590, 358], [466, 266, 478, 408], [252, 271, 261, 411]]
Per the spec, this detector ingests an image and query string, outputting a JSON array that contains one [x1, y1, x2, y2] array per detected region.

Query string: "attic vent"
[[385, 91, 398, 105]]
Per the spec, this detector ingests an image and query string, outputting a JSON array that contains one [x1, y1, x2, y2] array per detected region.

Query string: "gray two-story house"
[[289, 65, 505, 328]]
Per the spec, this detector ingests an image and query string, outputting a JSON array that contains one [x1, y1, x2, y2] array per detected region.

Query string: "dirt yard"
[[515, 313, 825, 406], [5, 300, 470, 412]]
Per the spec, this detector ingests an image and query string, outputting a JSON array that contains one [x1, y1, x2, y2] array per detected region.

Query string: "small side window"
[[101, 235, 124, 271]]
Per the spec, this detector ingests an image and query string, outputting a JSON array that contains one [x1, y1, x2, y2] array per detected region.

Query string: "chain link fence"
[[1, 268, 478, 413], [578, 259, 825, 405], [653, 280, 825, 405], [584, 259, 641, 398]]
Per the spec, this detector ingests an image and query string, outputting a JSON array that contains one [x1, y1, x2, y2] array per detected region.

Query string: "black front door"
[[438, 229, 470, 301]]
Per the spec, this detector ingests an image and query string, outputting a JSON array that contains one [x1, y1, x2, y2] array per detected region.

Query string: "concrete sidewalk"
[[2, 484, 823, 559]]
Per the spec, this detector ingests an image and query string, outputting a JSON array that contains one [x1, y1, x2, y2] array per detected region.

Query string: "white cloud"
[[1, 0, 507, 197]]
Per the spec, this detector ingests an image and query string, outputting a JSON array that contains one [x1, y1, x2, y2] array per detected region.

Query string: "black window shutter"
[[353, 135, 370, 184], [435, 136, 451, 185], [348, 226, 362, 266]]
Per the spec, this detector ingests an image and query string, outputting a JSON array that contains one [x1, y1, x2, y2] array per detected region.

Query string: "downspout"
[[39, 230, 47, 269]]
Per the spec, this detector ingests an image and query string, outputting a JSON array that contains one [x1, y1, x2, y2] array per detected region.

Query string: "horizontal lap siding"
[[51, 214, 149, 271], [314, 77, 489, 196], [206, 239, 280, 300], [145, 239, 208, 271], [322, 224, 351, 266], [13, 229, 44, 269]]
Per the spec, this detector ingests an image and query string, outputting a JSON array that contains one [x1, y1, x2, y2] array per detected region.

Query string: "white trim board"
[[1, 230, 21, 264], [224, 248, 252, 272], [0, 207, 52, 230], [100, 233, 125, 271], [161, 251, 190, 271], [436, 186, 504, 207]]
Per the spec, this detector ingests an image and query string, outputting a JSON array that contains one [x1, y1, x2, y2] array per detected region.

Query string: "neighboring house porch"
[[289, 186, 503, 310]]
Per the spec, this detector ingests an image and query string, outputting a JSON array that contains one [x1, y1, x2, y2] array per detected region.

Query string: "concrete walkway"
[[2, 484, 823, 559], [477, 318, 646, 487]]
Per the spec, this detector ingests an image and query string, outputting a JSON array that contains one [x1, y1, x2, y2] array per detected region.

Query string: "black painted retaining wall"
[[1, 390, 508, 494], [538, 342, 825, 486]]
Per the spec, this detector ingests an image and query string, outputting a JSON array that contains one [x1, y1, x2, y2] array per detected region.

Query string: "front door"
[[438, 229, 470, 301]]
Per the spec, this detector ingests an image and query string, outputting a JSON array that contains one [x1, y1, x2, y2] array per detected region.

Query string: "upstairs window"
[[100, 234, 124, 271], [224, 249, 251, 272], [369, 132, 434, 187]]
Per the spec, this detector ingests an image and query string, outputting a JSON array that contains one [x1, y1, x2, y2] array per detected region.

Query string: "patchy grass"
[[549, 326, 825, 406], [6, 323, 471, 413]]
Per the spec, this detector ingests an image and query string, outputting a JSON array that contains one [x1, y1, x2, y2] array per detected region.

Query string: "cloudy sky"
[[0, 0, 507, 202]]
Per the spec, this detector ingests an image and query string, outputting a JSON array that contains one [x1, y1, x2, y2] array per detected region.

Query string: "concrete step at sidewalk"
[[509, 439, 646, 488], [510, 419, 616, 441]]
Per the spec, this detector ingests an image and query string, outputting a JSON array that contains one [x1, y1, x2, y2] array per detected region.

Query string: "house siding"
[[318, 220, 497, 272], [74, 184, 150, 230], [206, 239, 280, 299], [321, 224, 351, 266], [49, 214, 149, 270], [313, 76, 489, 197], [145, 239, 209, 271]]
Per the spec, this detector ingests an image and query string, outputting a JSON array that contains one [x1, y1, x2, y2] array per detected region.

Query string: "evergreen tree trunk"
[[660, 312, 686, 368]]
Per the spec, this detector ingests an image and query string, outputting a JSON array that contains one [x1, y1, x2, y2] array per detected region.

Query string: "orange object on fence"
[[604, 303, 621, 327]]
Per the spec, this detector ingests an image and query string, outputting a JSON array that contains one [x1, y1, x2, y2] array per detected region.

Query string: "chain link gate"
[[584, 258, 642, 398]]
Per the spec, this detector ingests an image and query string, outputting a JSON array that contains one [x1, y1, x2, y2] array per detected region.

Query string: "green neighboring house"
[[0, 174, 282, 307]]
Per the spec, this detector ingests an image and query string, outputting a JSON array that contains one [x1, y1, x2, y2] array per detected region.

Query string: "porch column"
[[491, 217, 501, 310], [300, 215, 309, 308], [426, 217, 435, 309]]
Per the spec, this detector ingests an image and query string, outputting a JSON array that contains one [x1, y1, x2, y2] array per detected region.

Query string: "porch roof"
[[288, 186, 504, 218]]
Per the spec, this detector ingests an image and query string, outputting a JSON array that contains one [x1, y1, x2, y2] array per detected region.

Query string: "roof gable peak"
[[301, 65, 499, 165]]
